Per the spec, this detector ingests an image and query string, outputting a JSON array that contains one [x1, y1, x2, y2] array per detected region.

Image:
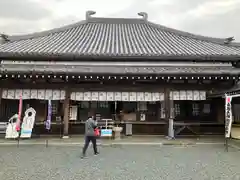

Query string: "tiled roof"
[[1, 11, 240, 61], [1, 61, 239, 75]]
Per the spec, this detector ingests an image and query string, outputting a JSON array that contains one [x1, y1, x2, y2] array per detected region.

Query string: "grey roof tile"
[[1, 13, 240, 60]]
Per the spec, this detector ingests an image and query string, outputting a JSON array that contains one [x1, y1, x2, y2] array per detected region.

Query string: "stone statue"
[[20, 108, 36, 138], [5, 114, 19, 139]]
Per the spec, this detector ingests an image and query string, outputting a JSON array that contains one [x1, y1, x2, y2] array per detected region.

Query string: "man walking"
[[81, 114, 99, 158]]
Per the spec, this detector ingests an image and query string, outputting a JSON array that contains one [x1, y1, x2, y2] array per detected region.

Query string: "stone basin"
[[112, 126, 123, 132], [112, 126, 123, 140]]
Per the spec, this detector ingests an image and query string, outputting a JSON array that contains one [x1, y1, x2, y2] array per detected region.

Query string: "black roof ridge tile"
[[146, 21, 240, 47], [87, 17, 146, 24], [6, 20, 87, 42]]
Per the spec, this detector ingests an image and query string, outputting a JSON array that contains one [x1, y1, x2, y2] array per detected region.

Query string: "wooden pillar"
[[0, 88, 2, 106], [164, 88, 170, 135], [63, 88, 70, 138], [164, 88, 175, 136]]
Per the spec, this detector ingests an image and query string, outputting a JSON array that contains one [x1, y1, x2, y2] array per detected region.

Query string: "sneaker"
[[94, 152, 99, 156], [81, 154, 86, 159]]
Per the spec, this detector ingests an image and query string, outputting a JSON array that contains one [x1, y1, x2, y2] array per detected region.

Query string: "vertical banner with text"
[[225, 95, 233, 138], [46, 100, 52, 130]]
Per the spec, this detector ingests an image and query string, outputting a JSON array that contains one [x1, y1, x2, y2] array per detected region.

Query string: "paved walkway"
[[229, 138, 240, 149], [0, 135, 229, 146], [1, 145, 240, 180]]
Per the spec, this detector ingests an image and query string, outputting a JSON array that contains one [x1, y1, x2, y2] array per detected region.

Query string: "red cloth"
[[94, 128, 100, 136]]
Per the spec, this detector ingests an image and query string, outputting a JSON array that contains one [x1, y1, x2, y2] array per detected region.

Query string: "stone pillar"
[[63, 89, 70, 138]]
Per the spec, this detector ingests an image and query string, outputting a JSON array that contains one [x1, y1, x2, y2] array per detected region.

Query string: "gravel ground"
[[0, 144, 240, 180]]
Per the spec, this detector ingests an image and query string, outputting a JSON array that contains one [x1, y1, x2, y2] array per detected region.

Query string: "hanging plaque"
[[114, 92, 122, 101], [180, 90, 187, 100], [159, 93, 164, 101], [22, 89, 31, 99], [91, 92, 99, 101], [75, 92, 84, 101], [106, 92, 114, 101], [186, 90, 193, 100], [99, 92, 107, 101], [60, 90, 65, 100], [173, 91, 180, 100], [152, 92, 157, 101], [70, 92, 76, 101], [83, 92, 91, 101], [122, 92, 129, 101], [137, 92, 145, 101], [170, 91, 173, 100], [7, 89, 15, 99], [199, 91, 206, 100], [193, 90, 200, 100], [15, 89, 23, 99], [30, 89, 38, 99], [144, 92, 152, 101], [129, 92, 137, 101], [45, 89, 53, 100], [37, 89, 45, 100], [2, 89, 7, 99], [52, 90, 61, 100]]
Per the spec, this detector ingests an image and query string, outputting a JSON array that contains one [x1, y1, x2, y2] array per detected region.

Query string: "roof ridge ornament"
[[86, 10, 96, 20], [138, 12, 148, 21], [0, 33, 9, 44], [224, 36, 235, 44]]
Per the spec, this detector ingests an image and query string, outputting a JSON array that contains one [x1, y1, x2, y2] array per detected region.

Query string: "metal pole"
[[225, 138, 228, 152], [17, 135, 20, 147], [46, 139, 48, 147], [17, 121, 22, 148]]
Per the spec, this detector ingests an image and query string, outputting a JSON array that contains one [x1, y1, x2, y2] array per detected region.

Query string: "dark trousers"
[[82, 136, 98, 155]]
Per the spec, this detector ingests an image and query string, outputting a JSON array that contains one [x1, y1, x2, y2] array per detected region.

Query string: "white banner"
[[225, 95, 233, 138], [2, 89, 65, 100], [70, 91, 164, 101], [170, 90, 206, 100]]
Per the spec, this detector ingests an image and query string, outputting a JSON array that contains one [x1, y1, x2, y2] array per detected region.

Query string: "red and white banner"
[[225, 95, 233, 138]]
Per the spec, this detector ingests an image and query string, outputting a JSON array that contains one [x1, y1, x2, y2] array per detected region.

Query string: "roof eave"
[[0, 53, 240, 62]]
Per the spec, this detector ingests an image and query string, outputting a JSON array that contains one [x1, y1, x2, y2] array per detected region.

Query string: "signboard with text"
[[101, 129, 113, 137], [225, 95, 233, 138]]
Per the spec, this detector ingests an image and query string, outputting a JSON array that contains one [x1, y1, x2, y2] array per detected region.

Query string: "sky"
[[0, 0, 240, 42]]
